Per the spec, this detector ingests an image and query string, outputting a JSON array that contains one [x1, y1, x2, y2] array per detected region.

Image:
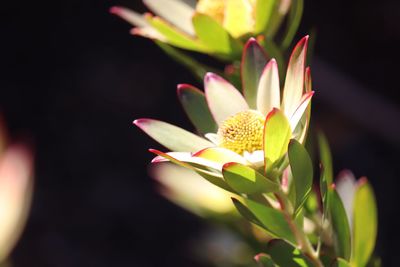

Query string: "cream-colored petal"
[[144, 0, 196, 35], [257, 59, 281, 116], [289, 91, 314, 131], [204, 73, 249, 125]]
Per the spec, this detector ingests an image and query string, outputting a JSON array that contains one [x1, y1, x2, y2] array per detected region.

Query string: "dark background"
[[0, 0, 396, 266]]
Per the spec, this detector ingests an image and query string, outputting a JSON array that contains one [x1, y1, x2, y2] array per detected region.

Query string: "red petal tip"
[[331, 183, 336, 190], [357, 176, 368, 186], [222, 162, 236, 169], [109, 6, 122, 15]]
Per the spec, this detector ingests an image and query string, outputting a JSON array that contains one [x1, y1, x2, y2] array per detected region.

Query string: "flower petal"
[[204, 73, 249, 125], [177, 84, 217, 134], [193, 147, 249, 166], [150, 163, 235, 215], [110, 6, 166, 40], [257, 58, 281, 116], [134, 119, 213, 152], [0, 146, 33, 262], [336, 170, 357, 230], [289, 91, 314, 131], [242, 38, 268, 108], [282, 35, 308, 118], [143, 0, 196, 35], [223, 0, 254, 38]]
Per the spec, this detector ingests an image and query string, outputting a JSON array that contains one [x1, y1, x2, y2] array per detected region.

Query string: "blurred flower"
[[151, 163, 235, 216], [135, 36, 313, 185], [0, 123, 33, 263], [110, 0, 294, 59]]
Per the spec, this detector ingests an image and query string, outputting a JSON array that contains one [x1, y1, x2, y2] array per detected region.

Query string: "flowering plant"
[[113, 1, 379, 266]]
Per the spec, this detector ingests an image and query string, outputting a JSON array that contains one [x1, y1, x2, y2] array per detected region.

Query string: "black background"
[[0, 0, 396, 266]]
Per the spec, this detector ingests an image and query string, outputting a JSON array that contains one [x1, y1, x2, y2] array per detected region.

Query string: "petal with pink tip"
[[257, 59, 281, 116], [282, 36, 309, 118], [150, 150, 223, 172], [0, 146, 33, 261], [204, 73, 249, 125], [289, 91, 314, 132], [134, 119, 213, 152], [193, 147, 249, 166], [242, 38, 268, 109], [143, 0, 196, 35], [110, 7, 166, 40], [336, 170, 356, 229]]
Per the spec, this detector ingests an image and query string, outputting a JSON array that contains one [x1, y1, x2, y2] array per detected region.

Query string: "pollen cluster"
[[196, 0, 225, 23], [217, 110, 265, 155]]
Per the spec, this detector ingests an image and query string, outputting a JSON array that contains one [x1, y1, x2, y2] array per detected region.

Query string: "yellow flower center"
[[196, 0, 225, 24], [217, 110, 265, 154]]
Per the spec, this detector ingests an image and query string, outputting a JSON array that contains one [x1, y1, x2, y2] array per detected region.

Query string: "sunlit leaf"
[[254, 0, 277, 34], [192, 13, 242, 57], [351, 179, 378, 267], [222, 162, 279, 194]]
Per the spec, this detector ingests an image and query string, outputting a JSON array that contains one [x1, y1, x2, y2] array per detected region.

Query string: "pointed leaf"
[[281, 0, 304, 49], [263, 108, 292, 171], [351, 179, 378, 267], [223, 0, 254, 38], [266, 239, 313, 267], [332, 258, 351, 267], [257, 59, 280, 116], [192, 13, 242, 57], [282, 36, 308, 118], [146, 15, 207, 52], [177, 84, 217, 134], [232, 198, 263, 227], [222, 162, 280, 194], [328, 186, 351, 260], [242, 38, 268, 108], [288, 139, 313, 215], [318, 132, 333, 217], [254, 0, 278, 34], [143, 0, 195, 35], [336, 170, 357, 229], [134, 119, 213, 152], [254, 253, 277, 267], [246, 199, 296, 244], [204, 73, 249, 125]]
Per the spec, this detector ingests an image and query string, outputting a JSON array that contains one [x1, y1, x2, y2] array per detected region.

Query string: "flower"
[[110, 0, 293, 59], [135, 36, 313, 184], [0, 122, 33, 263]]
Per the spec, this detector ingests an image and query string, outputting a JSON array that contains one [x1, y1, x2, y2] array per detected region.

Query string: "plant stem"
[[275, 191, 324, 267]]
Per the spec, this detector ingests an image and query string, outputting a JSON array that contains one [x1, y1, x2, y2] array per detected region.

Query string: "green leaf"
[[134, 119, 213, 152], [351, 179, 378, 267], [146, 15, 207, 52], [255, 0, 278, 34], [232, 198, 263, 227], [222, 163, 280, 194], [246, 199, 296, 244], [177, 84, 217, 134], [281, 0, 304, 49], [328, 187, 351, 260], [264, 108, 292, 172], [192, 13, 242, 58], [242, 38, 268, 108], [288, 139, 313, 215], [255, 253, 277, 267], [332, 258, 351, 267], [266, 239, 313, 267], [318, 132, 333, 217]]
